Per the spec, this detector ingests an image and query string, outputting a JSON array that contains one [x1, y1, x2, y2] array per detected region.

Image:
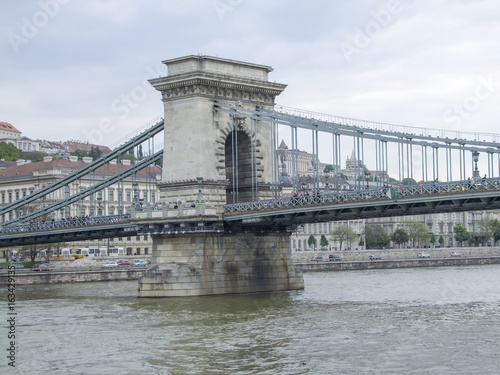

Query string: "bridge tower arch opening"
[[225, 129, 255, 203]]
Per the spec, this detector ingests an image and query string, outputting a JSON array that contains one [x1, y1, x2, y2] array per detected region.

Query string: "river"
[[3, 265, 500, 374]]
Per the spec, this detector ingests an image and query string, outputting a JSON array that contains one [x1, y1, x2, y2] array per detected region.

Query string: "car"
[[11, 263, 25, 269], [328, 254, 341, 261], [102, 261, 119, 269], [369, 254, 381, 261], [132, 260, 148, 267], [33, 263, 52, 271], [310, 255, 324, 262], [450, 251, 462, 257], [117, 260, 131, 266], [417, 252, 430, 258]]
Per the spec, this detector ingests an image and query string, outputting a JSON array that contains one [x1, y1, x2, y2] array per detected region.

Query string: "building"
[[0, 122, 21, 139], [0, 156, 161, 256]]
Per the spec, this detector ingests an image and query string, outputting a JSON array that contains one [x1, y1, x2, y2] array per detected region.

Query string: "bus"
[[87, 246, 108, 257], [74, 248, 89, 259], [109, 246, 125, 257]]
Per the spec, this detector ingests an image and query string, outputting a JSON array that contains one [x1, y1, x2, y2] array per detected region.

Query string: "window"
[[136, 248, 141, 255], [144, 248, 149, 255], [126, 191, 131, 202], [143, 235, 148, 241], [136, 236, 140, 241], [109, 190, 114, 201], [127, 236, 131, 241]]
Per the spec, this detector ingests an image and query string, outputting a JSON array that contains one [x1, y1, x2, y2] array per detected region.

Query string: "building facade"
[[0, 156, 161, 256]]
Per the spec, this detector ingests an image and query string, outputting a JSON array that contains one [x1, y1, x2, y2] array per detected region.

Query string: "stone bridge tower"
[[138, 56, 303, 297], [149, 55, 286, 214]]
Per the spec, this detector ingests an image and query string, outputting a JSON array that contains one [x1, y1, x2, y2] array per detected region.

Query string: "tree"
[[23, 151, 51, 162], [430, 234, 436, 247], [88, 146, 103, 161], [438, 235, 445, 247], [391, 228, 409, 248], [307, 235, 317, 250], [331, 225, 358, 251], [0, 142, 23, 161], [489, 219, 500, 246], [454, 223, 470, 246], [365, 224, 390, 249], [320, 234, 329, 248], [71, 149, 87, 160], [323, 165, 334, 173], [137, 145, 144, 160], [402, 177, 417, 186], [406, 221, 430, 248]]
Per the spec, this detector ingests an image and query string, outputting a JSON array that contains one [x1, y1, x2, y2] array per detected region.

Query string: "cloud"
[[0, 0, 499, 155]]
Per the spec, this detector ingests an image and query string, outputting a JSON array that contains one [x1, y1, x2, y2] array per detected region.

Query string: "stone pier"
[[138, 230, 304, 297]]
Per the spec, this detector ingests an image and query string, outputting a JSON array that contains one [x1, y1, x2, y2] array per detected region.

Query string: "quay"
[[296, 256, 500, 272], [0, 268, 143, 286]]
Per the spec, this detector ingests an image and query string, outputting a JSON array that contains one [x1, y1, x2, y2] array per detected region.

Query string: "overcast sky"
[[1, 0, 500, 170]]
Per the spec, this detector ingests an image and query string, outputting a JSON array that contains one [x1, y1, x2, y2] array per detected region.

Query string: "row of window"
[[0, 188, 156, 205]]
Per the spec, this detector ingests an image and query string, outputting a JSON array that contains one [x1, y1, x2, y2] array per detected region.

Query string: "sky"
[[1, 0, 500, 174]]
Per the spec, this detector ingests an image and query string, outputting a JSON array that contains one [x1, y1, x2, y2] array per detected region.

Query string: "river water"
[[3, 265, 500, 374]]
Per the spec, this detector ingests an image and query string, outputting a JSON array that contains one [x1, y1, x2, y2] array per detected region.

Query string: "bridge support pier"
[[138, 230, 304, 297]]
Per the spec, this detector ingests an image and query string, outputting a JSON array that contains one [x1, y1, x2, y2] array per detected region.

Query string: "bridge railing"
[[224, 178, 500, 214], [0, 214, 131, 234]]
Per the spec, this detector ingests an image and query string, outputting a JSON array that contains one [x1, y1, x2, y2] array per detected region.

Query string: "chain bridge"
[[2, 55, 500, 297]]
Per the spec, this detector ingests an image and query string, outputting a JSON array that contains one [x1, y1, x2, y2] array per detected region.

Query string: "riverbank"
[[296, 256, 500, 272], [0, 268, 143, 286]]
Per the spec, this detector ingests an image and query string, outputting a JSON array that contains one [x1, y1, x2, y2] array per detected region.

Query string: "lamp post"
[[472, 151, 480, 178]]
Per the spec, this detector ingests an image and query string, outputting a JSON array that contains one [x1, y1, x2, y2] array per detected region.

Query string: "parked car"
[[102, 261, 119, 269], [12, 263, 25, 269], [310, 255, 324, 262], [117, 260, 131, 266], [369, 254, 381, 261], [417, 252, 430, 258], [33, 263, 52, 271], [450, 251, 462, 257], [132, 260, 148, 267], [328, 254, 341, 261]]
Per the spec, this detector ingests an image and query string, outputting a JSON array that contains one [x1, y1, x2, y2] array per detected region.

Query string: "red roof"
[[0, 159, 161, 179], [0, 122, 21, 134]]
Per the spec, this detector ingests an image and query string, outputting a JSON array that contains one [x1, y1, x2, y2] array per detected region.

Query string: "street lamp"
[[472, 151, 480, 178]]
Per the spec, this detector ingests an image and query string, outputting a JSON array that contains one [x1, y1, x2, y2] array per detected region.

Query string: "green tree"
[[365, 224, 391, 249], [0, 142, 23, 161], [137, 145, 144, 160], [88, 146, 103, 161], [323, 165, 334, 173], [391, 228, 409, 248], [70, 149, 88, 160], [406, 221, 430, 248], [320, 234, 329, 248], [454, 223, 470, 246], [331, 225, 358, 251], [430, 234, 436, 247], [23, 151, 51, 162], [438, 235, 445, 247], [307, 235, 317, 250], [489, 219, 500, 246], [402, 177, 417, 186]]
